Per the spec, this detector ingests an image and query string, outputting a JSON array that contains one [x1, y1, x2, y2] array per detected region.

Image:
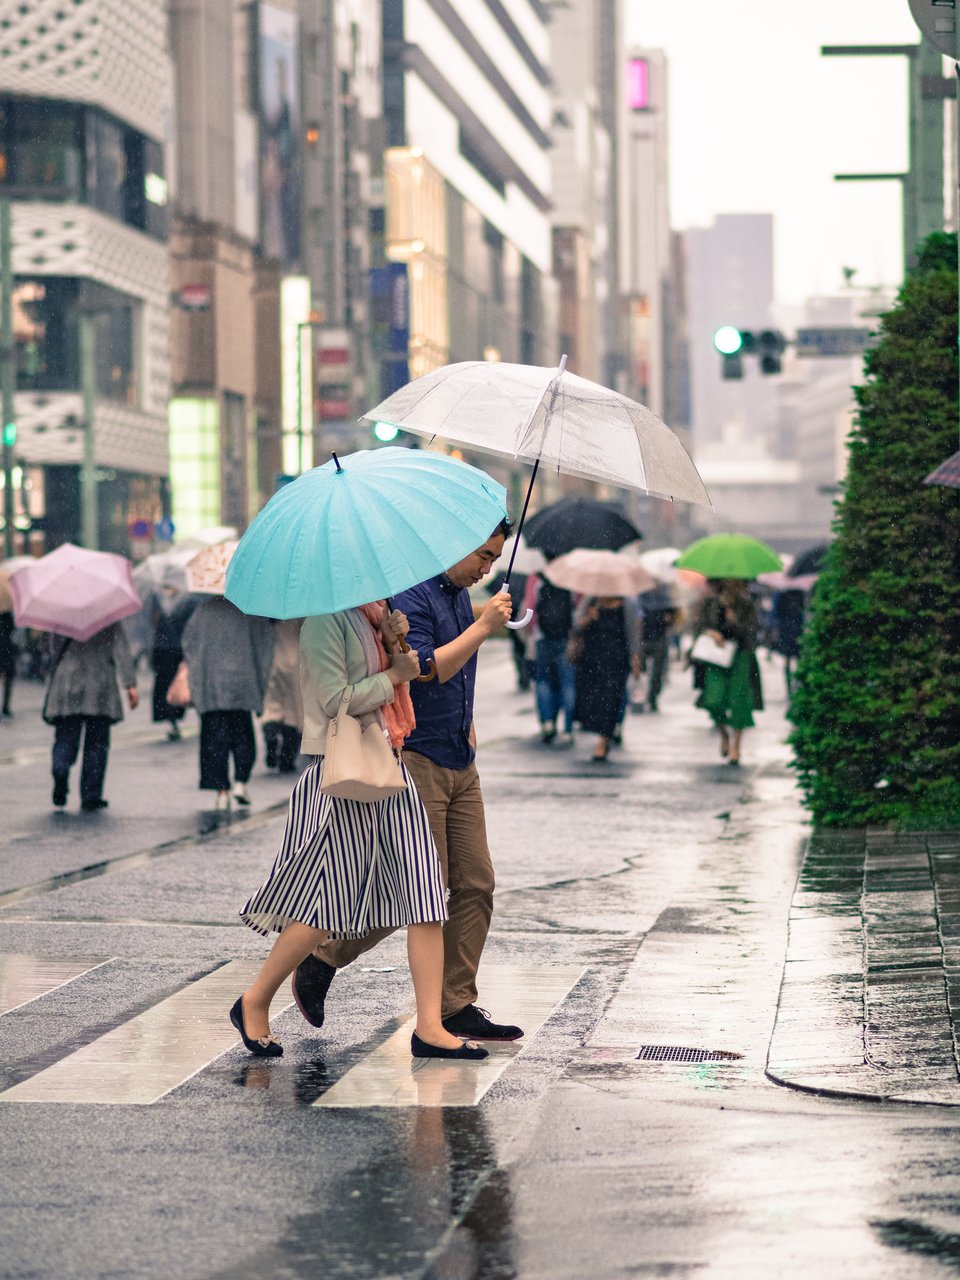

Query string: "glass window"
[[0, 98, 84, 197], [13, 279, 80, 391], [93, 303, 137, 406], [86, 111, 126, 221]]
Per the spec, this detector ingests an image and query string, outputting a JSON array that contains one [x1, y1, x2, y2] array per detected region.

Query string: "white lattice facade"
[[0, 0, 171, 142], [11, 203, 170, 475]]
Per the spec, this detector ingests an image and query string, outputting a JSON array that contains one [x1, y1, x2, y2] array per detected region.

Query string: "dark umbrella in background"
[[523, 496, 642, 561], [924, 450, 960, 489], [788, 543, 831, 580]]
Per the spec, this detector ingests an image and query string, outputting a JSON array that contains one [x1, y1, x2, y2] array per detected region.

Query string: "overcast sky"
[[624, 1, 928, 303]]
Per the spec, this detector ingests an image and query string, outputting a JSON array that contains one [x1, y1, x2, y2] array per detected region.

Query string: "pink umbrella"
[[9, 543, 141, 642], [544, 548, 656, 597]]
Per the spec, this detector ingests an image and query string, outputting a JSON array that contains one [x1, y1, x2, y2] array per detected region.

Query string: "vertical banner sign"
[[386, 262, 410, 393], [258, 3, 302, 263]]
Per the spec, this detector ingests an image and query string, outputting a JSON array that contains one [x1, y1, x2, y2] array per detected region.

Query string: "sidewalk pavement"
[[767, 830, 960, 1106]]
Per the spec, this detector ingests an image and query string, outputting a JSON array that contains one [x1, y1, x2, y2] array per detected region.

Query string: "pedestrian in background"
[[181, 597, 274, 811], [638, 584, 677, 713], [293, 522, 525, 1045], [570, 595, 641, 762], [150, 593, 198, 741], [43, 622, 139, 811], [523, 571, 576, 745], [234, 600, 486, 1062], [261, 616, 304, 773], [0, 609, 17, 718], [693, 578, 763, 765], [772, 588, 805, 697]]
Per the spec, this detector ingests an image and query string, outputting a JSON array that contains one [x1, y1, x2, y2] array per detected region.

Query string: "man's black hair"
[[494, 517, 513, 539]]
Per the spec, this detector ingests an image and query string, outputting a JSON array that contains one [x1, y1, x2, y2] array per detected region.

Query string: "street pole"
[[0, 199, 16, 558], [79, 311, 98, 550]]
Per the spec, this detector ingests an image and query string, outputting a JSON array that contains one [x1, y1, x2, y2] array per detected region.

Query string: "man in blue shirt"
[[293, 518, 524, 1041]]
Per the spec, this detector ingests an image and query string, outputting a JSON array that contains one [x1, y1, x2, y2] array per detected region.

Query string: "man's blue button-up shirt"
[[391, 574, 477, 771]]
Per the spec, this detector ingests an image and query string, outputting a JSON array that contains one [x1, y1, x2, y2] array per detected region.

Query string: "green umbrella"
[[675, 533, 782, 580]]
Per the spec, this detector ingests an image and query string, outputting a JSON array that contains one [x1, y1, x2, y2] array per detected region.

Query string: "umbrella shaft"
[[503, 456, 541, 589]]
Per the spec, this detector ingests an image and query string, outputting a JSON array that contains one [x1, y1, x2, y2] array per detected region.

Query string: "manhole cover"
[[636, 1045, 744, 1063]]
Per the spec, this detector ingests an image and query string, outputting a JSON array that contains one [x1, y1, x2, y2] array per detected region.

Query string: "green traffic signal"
[[2, 422, 15, 449], [373, 421, 399, 443], [713, 326, 743, 356]]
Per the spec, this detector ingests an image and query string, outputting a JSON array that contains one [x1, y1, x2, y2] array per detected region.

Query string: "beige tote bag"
[[320, 687, 407, 802]]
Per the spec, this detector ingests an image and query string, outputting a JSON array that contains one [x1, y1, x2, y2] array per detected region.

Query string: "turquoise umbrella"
[[675, 533, 782, 580], [224, 447, 508, 619]]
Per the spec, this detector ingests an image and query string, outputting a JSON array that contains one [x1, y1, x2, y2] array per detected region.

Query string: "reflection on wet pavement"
[[0, 954, 111, 1015], [768, 831, 960, 1104], [0, 960, 291, 1104]]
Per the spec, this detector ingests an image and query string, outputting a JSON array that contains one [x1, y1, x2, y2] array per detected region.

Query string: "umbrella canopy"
[[132, 546, 199, 606], [675, 534, 782, 580], [0, 556, 38, 613], [545, 548, 655, 598], [788, 543, 830, 578], [9, 543, 140, 642], [179, 525, 238, 549], [639, 546, 682, 583], [924, 450, 960, 488], [362, 359, 710, 507], [225, 447, 508, 619], [524, 497, 643, 560], [499, 533, 546, 576], [185, 541, 238, 595]]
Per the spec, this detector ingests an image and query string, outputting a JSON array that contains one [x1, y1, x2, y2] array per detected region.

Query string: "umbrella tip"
[[332, 452, 344, 474]]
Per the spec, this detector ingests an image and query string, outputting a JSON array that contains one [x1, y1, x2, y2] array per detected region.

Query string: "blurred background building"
[[0, 0, 173, 553]]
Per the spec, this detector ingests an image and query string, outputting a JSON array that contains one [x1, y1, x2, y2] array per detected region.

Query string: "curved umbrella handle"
[[397, 635, 437, 682], [506, 608, 533, 631]]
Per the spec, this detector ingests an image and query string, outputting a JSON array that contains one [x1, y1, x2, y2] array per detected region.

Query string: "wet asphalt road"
[[3, 647, 960, 1279]]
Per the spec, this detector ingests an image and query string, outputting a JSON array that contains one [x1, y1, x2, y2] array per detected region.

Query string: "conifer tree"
[[789, 233, 960, 828]]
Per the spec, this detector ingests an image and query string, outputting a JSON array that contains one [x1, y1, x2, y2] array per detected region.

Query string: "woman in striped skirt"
[[231, 601, 487, 1061]]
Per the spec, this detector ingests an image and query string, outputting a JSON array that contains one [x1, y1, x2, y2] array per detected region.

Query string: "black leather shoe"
[[80, 798, 108, 811], [229, 996, 283, 1057], [291, 955, 336, 1028], [411, 1032, 489, 1060], [441, 1004, 524, 1041], [52, 774, 68, 807]]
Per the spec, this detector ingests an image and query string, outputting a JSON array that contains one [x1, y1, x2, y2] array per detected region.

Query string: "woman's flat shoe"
[[230, 996, 283, 1057], [411, 1032, 488, 1061]]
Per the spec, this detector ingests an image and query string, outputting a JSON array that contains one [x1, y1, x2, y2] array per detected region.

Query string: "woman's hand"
[[381, 609, 409, 647], [707, 629, 725, 646], [631, 654, 642, 680], [388, 646, 421, 684]]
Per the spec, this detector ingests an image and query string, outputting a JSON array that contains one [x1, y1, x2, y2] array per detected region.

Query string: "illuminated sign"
[[145, 173, 168, 205], [627, 58, 649, 111], [280, 275, 314, 474]]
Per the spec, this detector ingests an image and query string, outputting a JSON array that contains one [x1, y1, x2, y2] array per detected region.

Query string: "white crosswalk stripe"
[[0, 959, 581, 1107], [0, 954, 112, 1016]]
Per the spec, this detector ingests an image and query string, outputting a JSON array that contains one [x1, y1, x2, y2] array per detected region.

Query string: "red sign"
[[318, 400, 352, 419], [178, 284, 212, 311], [319, 347, 350, 366]]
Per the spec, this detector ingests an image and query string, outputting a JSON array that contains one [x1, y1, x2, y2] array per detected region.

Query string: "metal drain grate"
[[636, 1045, 744, 1063]]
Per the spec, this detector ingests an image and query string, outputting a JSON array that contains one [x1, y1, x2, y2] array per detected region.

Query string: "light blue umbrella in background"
[[224, 447, 508, 620]]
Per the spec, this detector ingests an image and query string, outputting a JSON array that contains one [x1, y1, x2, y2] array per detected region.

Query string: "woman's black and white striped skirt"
[[239, 758, 447, 940]]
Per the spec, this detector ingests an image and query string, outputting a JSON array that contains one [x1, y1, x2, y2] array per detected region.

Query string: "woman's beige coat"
[[299, 611, 395, 756]]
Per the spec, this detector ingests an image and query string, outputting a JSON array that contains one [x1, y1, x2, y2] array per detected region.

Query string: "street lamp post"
[[0, 199, 17, 558]]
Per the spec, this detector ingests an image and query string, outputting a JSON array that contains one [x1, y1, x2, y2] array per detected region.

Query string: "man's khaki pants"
[[313, 750, 495, 1019]]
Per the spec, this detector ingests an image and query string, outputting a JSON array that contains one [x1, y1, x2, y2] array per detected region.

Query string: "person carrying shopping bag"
[[233, 600, 487, 1062]]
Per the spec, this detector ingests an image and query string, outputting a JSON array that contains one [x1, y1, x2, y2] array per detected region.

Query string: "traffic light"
[[713, 327, 787, 377], [2, 421, 15, 449], [373, 421, 399, 443], [757, 329, 786, 375], [714, 326, 744, 380]]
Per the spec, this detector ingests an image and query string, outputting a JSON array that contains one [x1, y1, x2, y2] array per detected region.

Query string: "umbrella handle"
[[397, 635, 437, 682], [506, 608, 533, 631]]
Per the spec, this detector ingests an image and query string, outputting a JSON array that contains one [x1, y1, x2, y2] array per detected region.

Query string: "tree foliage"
[[789, 233, 960, 828]]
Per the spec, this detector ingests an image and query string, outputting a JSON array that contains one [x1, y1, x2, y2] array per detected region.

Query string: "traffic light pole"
[[0, 200, 16, 559], [79, 311, 98, 551]]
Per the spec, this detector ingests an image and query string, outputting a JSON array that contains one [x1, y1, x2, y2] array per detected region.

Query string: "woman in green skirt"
[[693, 579, 763, 765]]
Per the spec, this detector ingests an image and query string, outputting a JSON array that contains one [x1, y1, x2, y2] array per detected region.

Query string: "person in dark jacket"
[[571, 596, 641, 762], [150, 593, 199, 740], [524, 573, 576, 744], [180, 597, 274, 811], [43, 623, 139, 810], [0, 611, 17, 717]]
